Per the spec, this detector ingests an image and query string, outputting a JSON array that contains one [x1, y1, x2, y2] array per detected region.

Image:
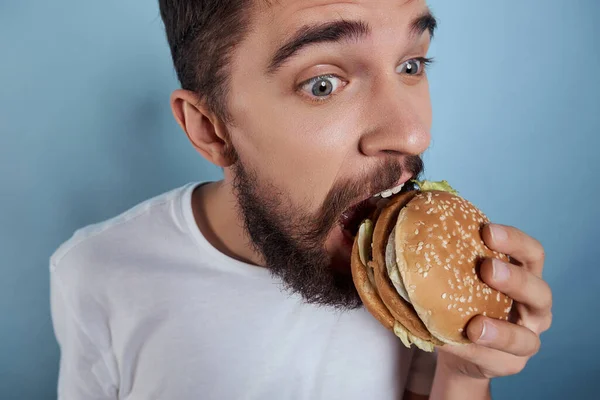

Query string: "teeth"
[[391, 183, 404, 194], [381, 189, 394, 198], [373, 183, 405, 198]]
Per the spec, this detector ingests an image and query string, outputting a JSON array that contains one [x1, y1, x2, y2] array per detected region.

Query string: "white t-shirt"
[[50, 182, 437, 400]]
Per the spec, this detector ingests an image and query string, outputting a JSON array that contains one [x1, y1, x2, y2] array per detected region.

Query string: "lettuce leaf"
[[411, 179, 459, 195]]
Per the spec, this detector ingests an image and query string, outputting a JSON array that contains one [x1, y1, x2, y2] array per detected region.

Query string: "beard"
[[231, 155, 424, 310]]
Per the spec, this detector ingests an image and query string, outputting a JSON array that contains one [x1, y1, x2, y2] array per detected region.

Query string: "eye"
[[396, 57, 432, 76], [300, 75, 346, 100]]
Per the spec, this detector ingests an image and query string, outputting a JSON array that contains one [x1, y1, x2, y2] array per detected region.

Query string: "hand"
[[436, 223, 553, 380]]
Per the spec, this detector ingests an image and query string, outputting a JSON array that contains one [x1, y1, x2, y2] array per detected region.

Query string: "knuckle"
[[503, 361, 526, 376], [541, 312, 553, 332], [505, 323, 519, 349], [511, 267, 528, 293], [527, 236, 545, 259], [535, 243, 546, 262], [531, 336, 542, 356], [538, 282, 553, 310]]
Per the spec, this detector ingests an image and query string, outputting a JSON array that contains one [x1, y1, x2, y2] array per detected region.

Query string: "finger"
[[438, 342, 529, 378], [480, 258, 553, 313], [482, 224, 545, 276], [466, 315, 541, 357]]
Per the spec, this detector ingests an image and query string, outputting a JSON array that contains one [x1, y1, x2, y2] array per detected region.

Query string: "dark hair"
[[158, 0, 255, 123]]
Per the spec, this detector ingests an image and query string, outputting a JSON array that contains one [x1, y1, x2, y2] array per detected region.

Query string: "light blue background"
[[1, 1, 598, 398]]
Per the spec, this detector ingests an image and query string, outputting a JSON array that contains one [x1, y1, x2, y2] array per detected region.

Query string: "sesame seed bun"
[[394, 190, 513, 345], [370, 192, 443, 345], [350, 233, 395, 330], [351, 187, 513, 349]]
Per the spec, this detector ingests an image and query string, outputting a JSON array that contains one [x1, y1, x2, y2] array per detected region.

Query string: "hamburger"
[[350, 180, 513, 352]]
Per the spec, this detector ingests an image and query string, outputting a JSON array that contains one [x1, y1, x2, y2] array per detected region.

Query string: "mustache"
[[312, 155, 424, 239]]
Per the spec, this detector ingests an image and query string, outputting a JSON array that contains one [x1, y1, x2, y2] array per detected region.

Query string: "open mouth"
[[338, 180, 414, 238]]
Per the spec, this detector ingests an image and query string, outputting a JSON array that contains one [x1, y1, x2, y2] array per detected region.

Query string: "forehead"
[[251, 0, 430, 55], [258, 0, 427, 26]]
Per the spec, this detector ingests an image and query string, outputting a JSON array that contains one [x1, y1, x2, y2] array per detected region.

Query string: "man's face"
[[224, 0, 433, 308]]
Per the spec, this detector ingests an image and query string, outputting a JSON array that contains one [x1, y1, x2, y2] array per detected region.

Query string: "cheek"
[[230, 102, 362, 211], [419, 79, 433, 130]]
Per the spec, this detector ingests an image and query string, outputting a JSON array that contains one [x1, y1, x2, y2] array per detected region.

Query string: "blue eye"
[[301, 75, 345, 99], [396, 58, 432, 75]]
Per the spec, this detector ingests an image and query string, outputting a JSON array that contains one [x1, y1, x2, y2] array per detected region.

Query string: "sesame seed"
[[447, 304, 452, 310], [442, 293, 447, 299]]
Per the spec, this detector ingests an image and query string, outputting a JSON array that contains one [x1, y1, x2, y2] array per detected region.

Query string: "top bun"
[[394, 190, 513, 345]]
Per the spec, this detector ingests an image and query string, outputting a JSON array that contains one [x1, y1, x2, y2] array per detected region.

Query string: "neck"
[[191, 179, 264, 267]]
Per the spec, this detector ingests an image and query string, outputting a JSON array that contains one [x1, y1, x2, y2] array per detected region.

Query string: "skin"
[[170, 0, 553, 398]]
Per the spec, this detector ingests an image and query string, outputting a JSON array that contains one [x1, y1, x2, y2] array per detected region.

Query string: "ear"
[[170, 89, 235, 168]]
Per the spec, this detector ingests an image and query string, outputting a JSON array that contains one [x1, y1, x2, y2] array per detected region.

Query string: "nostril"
[[358, 125, 430, 158]]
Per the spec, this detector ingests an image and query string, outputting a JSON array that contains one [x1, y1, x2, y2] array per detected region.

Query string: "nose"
[[358, 82, 431, 158]]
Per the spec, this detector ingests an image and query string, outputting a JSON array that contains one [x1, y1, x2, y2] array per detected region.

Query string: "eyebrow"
[[266, 10, 437, 76]]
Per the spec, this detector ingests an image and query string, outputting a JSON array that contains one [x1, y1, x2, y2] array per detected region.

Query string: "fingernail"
[[478, 321, 499, 343], [490, 224, 508, 242], [492, 259, 510, 282]]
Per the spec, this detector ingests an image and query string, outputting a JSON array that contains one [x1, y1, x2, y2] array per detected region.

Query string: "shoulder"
[[49, 183, 199, 296]]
